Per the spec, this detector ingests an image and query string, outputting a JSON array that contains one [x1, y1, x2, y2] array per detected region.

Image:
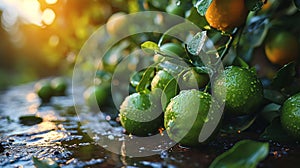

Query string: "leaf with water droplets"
[[187, 31, 207, 56], [194, 0, 213, 16]]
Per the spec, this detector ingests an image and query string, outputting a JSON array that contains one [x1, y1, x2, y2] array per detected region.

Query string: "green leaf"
[[270, 62, 296, 90], [158, 60, 188, 76], [245, 0, 264, 11], [186, 7, 208, 28], [194, 0, 213, 16], [33, 157, 60, 168], [128, 0, 140, 13], [221, 115, 256, 133], [281, 78, 300, 96], [193, 66, 211, 74], [136, 67, 155, 93], [263, 89, 287, 105], [147, 0, 169, 10], [187, 31, 207, 56], [158, 22, 200, 46], [141, 41, 160, 54], [260, 117, 295, 143], [130, 71, 143, 87], [209, 140, 269, 168], [232, 57, 249, 69], [161, 78, 178, 110], [244, 16, 269, 47], [260, 103, 281, 123]]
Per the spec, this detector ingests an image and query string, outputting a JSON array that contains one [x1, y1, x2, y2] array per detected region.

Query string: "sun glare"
[[0, 0, 57, 29], [42, 8, 56, 25], [46, 0, 58, 5], [22, 0, 42, 24]]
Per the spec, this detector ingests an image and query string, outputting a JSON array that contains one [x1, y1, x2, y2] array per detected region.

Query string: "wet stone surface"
[[0, 83, 300, 167]]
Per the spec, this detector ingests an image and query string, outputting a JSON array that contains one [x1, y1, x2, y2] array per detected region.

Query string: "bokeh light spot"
[[42, 8, 55, 25], [49, 35, 60, 47], [46, 0, 58, 5]]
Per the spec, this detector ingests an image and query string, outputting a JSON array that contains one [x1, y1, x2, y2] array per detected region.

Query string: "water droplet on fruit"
[[108, 135, 114, 140], [160, 150, 168, 158]]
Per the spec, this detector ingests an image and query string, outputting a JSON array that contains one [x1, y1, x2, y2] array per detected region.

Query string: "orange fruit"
[[205, 0, 248, 31], [264, 31, 299, 66], [260, 0, 274, 13]]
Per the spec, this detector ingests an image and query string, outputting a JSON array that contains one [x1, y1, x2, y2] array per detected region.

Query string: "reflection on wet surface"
[[0, 83, 300, 167]]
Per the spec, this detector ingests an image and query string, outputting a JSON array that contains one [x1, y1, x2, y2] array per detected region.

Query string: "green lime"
[[160, 43, 186, 58], [212, 66, 263, 116], [34, 80, 54, 103], [281, 93, 300, 139], [119, 92, 163, 136], [151, 70, 178, 110], [151, 70, 175, 91], [181, 69, 209, 89], [51, 77, 67, 96], [165, 89, 220, 146], [84, 84, 110, 110], [166, 4, 185, 17]]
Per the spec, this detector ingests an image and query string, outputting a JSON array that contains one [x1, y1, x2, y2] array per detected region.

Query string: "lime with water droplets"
[[151, 70, 175, 91], [181, 69, 209, 89], [151, 70, 178, 110], [212, 66, 263, 116], [164, 89, 221, 146], [119, 92, 163, 136], [281, 93, 300, 139]]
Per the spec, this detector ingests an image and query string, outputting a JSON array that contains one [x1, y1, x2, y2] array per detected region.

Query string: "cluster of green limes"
[[97, 1, 300, 147], [34, 77, 68, 103], [119, 63, 267, 146]]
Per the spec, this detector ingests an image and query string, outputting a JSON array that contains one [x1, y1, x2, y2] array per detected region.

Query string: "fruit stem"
[[220, 28, 239, 60]]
